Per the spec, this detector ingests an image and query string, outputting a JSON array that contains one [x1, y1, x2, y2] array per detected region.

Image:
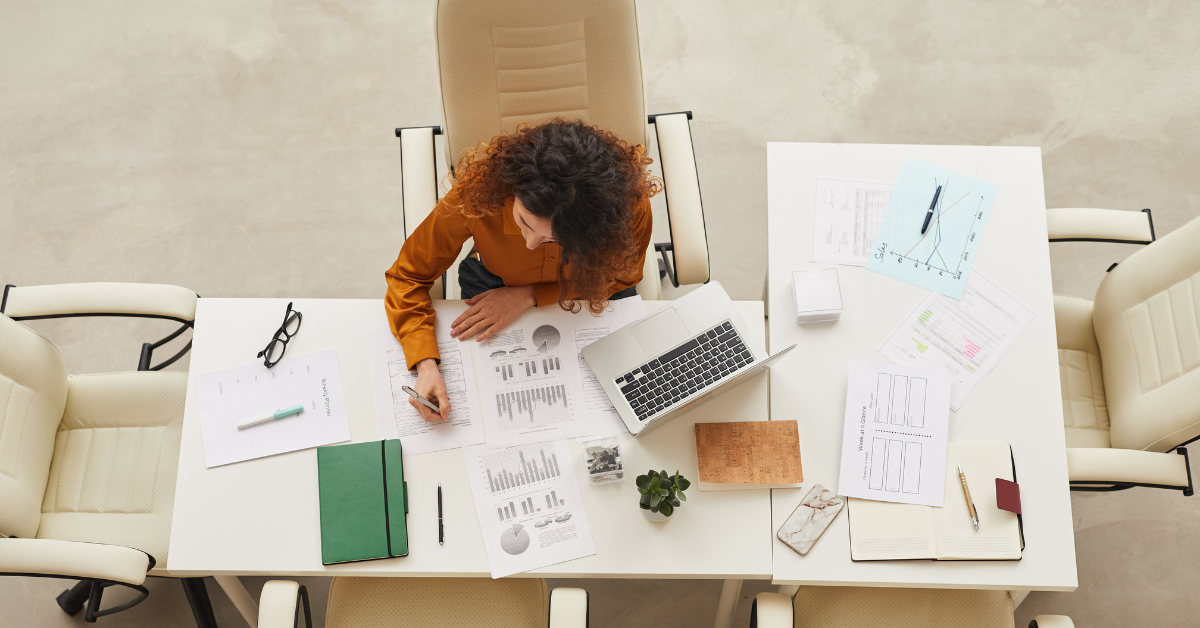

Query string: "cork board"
[[695, 420, 803, 484]]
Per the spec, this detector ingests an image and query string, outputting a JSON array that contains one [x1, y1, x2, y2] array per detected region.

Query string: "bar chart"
[[494, 384, 571, 430], [494, 489, 567, 521], [482, 442, 563, 494], [493, 357, 563, 384]]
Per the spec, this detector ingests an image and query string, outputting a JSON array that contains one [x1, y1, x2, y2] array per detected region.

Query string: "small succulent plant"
[[636, 469, 691, 517]]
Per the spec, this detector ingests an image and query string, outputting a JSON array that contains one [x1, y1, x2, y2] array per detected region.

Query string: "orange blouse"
[[384, 187, 653, 369]]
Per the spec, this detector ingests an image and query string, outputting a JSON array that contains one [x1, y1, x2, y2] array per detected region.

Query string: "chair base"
[[56, 580, 90, 616], [181, 577, 219, 628]]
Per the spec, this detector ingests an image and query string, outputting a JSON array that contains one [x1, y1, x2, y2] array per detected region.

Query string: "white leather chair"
[[396, 0, 710, 301], [258, 577, 588, 628], [0, 283, 220, 625], [1047, 210, 1197, 495], [751, 589, 1074, 628]]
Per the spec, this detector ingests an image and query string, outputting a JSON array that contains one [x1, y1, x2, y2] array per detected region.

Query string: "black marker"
[[438, 484, 444, 544], [920, 184, 943, 234]]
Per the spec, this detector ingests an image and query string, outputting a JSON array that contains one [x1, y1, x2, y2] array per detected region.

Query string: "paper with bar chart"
[[837, 360, 952, 507], [865, 158, 998, 299], [364, 304, 485, 455], [878, 269, 1036, 411], [477, 301, 642, 447], [463, 439, 595, 578]]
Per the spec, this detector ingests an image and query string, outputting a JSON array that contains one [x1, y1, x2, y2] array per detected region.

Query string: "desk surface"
[[167, 298, 773, 579], [767, 143, 1077, 590]]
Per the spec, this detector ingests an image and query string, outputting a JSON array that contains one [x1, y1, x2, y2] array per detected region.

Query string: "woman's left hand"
[[451, 285, 537, 342]]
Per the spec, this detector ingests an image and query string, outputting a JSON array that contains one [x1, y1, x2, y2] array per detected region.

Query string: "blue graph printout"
[[866, 158, 997, 299]]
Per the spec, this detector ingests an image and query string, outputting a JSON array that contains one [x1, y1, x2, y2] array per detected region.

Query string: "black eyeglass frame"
[[258, 302, 303, 368]]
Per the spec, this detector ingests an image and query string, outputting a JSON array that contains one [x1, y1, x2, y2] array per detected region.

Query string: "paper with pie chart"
[[475, 300, 642, 447], [463, 439, 595, 578]]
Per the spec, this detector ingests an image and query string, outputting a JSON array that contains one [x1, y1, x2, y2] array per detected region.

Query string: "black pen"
[[437, 483, 444, 544], [920, 184, 943, 234]]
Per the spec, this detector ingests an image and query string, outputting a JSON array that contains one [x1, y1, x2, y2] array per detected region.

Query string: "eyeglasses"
[[258, 302, 303, 368]]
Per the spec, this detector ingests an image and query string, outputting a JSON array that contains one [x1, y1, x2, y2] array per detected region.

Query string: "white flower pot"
[[642, 508, 670, 522]]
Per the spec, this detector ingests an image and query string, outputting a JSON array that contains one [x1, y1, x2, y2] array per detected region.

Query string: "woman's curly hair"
[[444, 119, 662, 314]]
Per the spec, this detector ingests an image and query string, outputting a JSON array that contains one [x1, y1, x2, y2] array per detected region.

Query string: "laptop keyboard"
[[614, 320, 755, 421]]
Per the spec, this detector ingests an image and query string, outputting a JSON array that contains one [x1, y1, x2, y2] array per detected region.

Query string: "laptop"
[[583, 282, 795, 436]]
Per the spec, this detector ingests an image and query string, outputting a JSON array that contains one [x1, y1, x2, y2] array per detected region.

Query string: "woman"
[[385, 119, 660, 422]]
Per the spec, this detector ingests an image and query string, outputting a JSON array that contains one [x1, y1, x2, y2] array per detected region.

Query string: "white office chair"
[[396, 0, 710, 301], [0, 283, 222, 625], [257, 577, 588, 628], [1047, 208, 1197, 495], [752, 588, 1074, 628]]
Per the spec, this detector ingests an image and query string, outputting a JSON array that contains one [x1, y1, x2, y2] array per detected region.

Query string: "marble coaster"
[[776, 483, 844, 556]]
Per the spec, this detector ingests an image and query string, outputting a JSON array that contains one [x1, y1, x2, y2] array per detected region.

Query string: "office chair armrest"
[[1067, 448, 1191, 489], [1, 282, 197, 323], [750, 592, 793, 628], [259, 580, 313, 628], [0, 538, 149, 586], [1029, 615, 1075, 628], [651, 112, 710, 286], [549, 587, 588, 628], [1046, 208, 1154, 244], [397, 126, 442, 240]]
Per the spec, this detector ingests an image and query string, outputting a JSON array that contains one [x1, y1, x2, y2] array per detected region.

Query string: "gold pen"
[[958, 465, 979, 531]]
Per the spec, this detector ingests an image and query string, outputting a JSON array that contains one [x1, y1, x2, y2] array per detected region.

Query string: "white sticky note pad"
[[792, 268, 843, 323]]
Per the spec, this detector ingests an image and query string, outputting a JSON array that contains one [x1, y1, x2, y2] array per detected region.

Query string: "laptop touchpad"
[[631, 308, 690, 356]]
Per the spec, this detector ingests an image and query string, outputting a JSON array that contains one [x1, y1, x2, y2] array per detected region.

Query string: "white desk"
[[167, 298, 771, 626], [767, 143, 1077, 592]]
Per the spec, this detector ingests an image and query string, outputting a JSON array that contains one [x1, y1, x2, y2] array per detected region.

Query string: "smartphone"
[[776, 483, 844, 556]]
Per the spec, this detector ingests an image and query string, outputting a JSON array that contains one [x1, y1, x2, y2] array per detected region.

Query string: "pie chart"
[[532, 325, 561, 353], [500, 523, 530, 555]]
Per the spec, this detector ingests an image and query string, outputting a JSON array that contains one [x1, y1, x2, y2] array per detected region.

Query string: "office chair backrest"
[[1093, 216, 1200, 452], [436, 0, 647, 169], [0, 315, 68, 538]]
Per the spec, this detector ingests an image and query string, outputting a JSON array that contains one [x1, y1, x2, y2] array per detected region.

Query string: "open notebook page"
[[934, 443, 1022, 560], [848, 499, 938, 561]]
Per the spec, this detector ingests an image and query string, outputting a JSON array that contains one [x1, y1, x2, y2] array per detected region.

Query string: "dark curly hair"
[[445, 119, 661, 314]]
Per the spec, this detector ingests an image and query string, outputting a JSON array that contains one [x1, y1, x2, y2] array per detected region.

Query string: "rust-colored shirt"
[[385, 187, 652, 369]]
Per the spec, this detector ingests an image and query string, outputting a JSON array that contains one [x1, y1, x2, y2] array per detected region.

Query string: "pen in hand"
[[402, 385, 442, 416], [958, 465, 979, 531], [920, 184, 943, 234]]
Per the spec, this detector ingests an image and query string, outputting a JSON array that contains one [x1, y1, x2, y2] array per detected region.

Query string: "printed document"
[[477, 298, 643, 447], [865, 158, 998, 299], [810, 176, 894, 265], [878, 269, 1036, 411], [364, 303, 485, 455], [463, 439, 595, 578], [837, 360, 952, 507], [195, 349, 351, 468]]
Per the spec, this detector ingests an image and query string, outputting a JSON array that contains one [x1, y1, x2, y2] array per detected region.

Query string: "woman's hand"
[[451, 285, 537, 342], [412, 358, 450, 422]]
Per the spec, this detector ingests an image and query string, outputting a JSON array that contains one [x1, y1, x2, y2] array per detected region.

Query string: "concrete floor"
[[2, 0, 1199, 626]]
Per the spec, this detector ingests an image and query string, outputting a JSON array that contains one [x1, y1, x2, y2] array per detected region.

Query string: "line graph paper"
[[866, 158, 998, 299]]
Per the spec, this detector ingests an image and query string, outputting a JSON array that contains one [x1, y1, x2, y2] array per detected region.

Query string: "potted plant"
[[636, 469, 691, 522]]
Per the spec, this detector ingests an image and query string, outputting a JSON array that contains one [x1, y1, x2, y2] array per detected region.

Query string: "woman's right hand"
[[412, 358, 450, 422]]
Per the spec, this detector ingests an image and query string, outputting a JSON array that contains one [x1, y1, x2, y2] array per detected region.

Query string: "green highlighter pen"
[[237, 404, 305, 430]]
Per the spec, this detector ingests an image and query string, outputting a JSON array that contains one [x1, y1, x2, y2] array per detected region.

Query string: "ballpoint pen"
[[402, 385, 442, 416], [958, 465, 979, 531], [920, 184, 943, 234], [237, 404, 304, 430], [438, 484, 444, 545]]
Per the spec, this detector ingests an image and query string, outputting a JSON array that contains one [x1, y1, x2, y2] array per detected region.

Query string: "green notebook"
[[317, 439, 409, 565]]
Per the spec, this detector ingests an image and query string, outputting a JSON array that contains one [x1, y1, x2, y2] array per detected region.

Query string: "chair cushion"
[[1093, 216, 1200, 451], [0, 315, 68, 539], [1054, 295, 1111, 448], [36, 371, 186, 565], [793, 586, 1013, 628], [437, 0, 647, 163], [326, 577, 547, 628]]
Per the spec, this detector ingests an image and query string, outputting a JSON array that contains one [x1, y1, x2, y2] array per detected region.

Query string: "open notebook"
[[848, 443, 1023, 561]]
